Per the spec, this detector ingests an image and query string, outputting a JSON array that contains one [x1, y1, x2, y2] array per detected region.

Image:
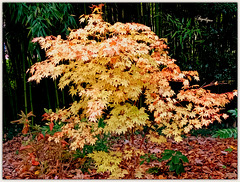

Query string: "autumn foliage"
[[27, 4, 237, 179]]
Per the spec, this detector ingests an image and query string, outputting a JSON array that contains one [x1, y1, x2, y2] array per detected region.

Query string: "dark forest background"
[[2, 3, 237, 139]]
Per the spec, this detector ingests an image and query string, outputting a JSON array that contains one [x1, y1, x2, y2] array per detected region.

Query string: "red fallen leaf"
[[44, 134, 50, 141], [49, 122, 54, 131], [28, 152, 35, 158], [28, 153, 40, 166], [4, 176, 12, 179], [32, 160, 40, 166], [19, 145, 32, 151], [37, 133, 44, 141], [61, 140, 68, 147]]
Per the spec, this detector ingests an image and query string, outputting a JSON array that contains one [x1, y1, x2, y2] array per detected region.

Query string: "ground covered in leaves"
[[2, 134, 237, 179]]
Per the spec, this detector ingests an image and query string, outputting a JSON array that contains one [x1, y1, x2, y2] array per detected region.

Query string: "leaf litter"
[[2, 134, 237, 179]]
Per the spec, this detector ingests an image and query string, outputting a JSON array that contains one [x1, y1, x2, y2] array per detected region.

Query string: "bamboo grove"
[[3, 3, 237, 139]]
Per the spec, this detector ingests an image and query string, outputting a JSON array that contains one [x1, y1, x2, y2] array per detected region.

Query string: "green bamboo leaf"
[[187, 19, 191, 27]]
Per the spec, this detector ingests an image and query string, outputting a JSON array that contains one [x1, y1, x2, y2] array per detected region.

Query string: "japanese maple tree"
[[27, 4, 237, 178]]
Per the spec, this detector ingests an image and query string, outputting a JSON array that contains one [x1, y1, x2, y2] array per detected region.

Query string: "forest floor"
[[2, 134, 237, 179]]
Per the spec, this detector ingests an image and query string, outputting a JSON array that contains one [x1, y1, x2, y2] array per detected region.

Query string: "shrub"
[[212, 127, 237, 139], [26, 4, 237, 179], [159, 149, 189, 175]]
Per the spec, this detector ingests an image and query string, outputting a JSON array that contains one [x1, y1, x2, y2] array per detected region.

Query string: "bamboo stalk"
[[155, 3, 160, 36], [54, 80, 59, 109], [84, 3, 87, 14], [21, 44, 28, 115], [3, 51, 16, 124], [27, 56, 34, 125], [62, 90, 65, 106], [104, 3, 108, 22], [159, 3, 162, 37], [45, 79, 51, 109]]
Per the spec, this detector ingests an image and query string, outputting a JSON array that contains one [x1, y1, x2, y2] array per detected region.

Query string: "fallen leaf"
[[149, 148, 162, 154], [61, 140, 69, 147], [195, 158, 203, 165], [35, 170, 40, 175], [202, 166, 212, 173], [32, 160, 40, 166], [19, 145, 32, 151], [221, 151, 228, 155], [37, 133, 44, 141], [225, 172, 237, 179], [158, 175, 167, 179], [4, 176, 12, 179], [230, 145, 237, 150], [230, 163, 237, 168]]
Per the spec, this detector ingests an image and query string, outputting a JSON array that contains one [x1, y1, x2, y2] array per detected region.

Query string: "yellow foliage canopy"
[[28, 4, 237, 151]]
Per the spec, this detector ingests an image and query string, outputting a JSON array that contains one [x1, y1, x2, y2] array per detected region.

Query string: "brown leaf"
[[195, 158, 203, 165], [19, 145, 32, 151], [4, 176, 12, 179], [149, 148, 162, 154], [230, 163, 237, 168], [221, 151, 228, 155], [202, 166, 212, 174], [225, 172, 237, 179]]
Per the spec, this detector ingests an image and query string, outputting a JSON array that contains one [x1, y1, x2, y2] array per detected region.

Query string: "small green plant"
[[146, 166, 161, 174], [212, 127, 237, 139], [140, 150, 188, 175], [72, 132, 111, 173], [227, 108, 237, 119], [190, 128, 214, 137], [73, 133, 110, 159], [140, 153, 158, 165], [222, 165, 227, 169], [224, 148, 233, 153], [10, 111, 35, 134], [40, 121, 64, 136], [159, 149, 189, 175]]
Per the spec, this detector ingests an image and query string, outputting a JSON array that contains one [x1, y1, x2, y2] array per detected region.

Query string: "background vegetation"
[[3, 3, 237, 139]]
